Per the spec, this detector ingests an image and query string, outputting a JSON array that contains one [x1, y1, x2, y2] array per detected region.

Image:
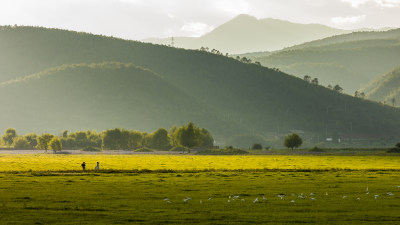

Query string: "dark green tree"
[[49, 137, 62, 153], [36, 133, 54, 151], [251, 143, 263, 150], [149, 128, 171, 150], [283, 133, 303, 150], [24, 133, 37, 148], [2, 128, 17, 147], [303, 75, 311, 82], [175, 122, 202, 152], [102, 128, 122, 150], [200, 128, 214, 147], [333, 84, 343, 93]]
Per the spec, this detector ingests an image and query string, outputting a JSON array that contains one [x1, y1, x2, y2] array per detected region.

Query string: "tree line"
[[0, 122, 213, 152]]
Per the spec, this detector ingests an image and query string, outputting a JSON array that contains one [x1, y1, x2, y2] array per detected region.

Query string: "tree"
[[392, 97, 396, 107], [126, 130, 143, 150], [62, 130, 68, 138], [13, 136, 31, 149], [283, 133, 303, 150], [24, 133, 38, 148], [149, 128, 171, 150], [200, 128, 214, 147], [311, 78, 319, 85], [36, 133, 54, 151], [2, 128, 17, 147], [333, 84, 343, 93], [175, 122, 202, 152], [49, 137, 62, 153], [354, 91, 359, 98], [102, 128, 122, 150], [303, 75, 311, 83]]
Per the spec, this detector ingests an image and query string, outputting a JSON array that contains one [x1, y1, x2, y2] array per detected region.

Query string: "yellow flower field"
[[0, 154, 400, 171]]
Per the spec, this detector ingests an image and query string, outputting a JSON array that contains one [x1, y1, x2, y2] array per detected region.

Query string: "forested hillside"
[[361, 67, 400, 103], [246, 29, 400, 93], [143, 14, 349, 54], [1, 26, 400, 142]]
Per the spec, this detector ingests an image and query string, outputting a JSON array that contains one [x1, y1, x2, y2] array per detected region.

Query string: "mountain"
[[1, 26, 400, 142], [143, 14, 350, 54], [247, 29, 400, 93], [361, 67, 400, 104]]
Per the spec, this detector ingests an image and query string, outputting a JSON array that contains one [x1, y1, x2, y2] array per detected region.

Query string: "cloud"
[[331, 15, 366, 24], [181, 22, 215, 37], [341, 0, 400, 8]]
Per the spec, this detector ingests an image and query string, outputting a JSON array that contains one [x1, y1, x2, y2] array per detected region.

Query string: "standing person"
[[81, 162, 86, 171], [95, 162, 100, 171]]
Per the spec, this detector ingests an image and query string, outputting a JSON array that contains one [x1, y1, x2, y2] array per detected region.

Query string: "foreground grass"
[[1, 170, 400, 224], [1, 154, 400, 171]]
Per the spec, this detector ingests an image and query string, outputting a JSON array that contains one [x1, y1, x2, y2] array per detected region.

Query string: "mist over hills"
[[246, 29, 400, 94], [1, 26, 400, 143], [143, 14, 350, 54]]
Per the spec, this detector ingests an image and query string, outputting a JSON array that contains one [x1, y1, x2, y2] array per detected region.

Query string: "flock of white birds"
[[162, 186, 400, 204]]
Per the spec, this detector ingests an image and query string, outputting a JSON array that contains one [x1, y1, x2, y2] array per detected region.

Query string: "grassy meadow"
[[1, 154, 400, 224]]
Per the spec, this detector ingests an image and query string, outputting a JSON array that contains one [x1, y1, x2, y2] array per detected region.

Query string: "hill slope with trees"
[[1, 26, 400, 142], [361, 67, 400, 104], [245, 29, 400, 94]]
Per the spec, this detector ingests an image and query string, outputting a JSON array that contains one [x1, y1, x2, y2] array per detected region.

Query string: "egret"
[[208, 197, 212, 200], [311, 198, 316, 201], [298, 195, 304, 199], [200, 200, 202, 204], [387, 192, 394, 196], [164, 198, 169, 201], [356, 197, 360, 201], [366, 187, 369, 192], [326, 192, 328, 196], [241, 199, 245, 202], [291, 200, 295, 203], [343, 196, 347, 199], [310, 193, 314, 196], [263, 196, 267, 201], [233, 196, 240, 199], [253, 197, 259, 203], [228, 200, 230, 203], [183, 198, 192, 203]]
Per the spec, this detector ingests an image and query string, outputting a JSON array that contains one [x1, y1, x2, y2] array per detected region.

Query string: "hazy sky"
[[0, 0, 399, 40]]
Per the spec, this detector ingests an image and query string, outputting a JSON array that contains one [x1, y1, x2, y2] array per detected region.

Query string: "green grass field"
[[1, 155, 400, 224]]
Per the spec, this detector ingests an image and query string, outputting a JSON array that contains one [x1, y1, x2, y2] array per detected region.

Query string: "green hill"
[[249, 29, 400, 93], [143, 14, 349, 54], [361, 67, 400, 104], [0, 62, 239, 138], [1, 26, 400, 143]]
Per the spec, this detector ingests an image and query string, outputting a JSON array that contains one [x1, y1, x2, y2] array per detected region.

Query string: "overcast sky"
[[0, 0, 399, 40]]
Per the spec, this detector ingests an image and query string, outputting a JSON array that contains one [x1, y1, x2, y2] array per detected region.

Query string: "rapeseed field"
[[0, 154, 400, 172]]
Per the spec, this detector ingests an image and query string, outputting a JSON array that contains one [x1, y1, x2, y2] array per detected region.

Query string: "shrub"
[[251, 143, 262, 150], [308, 146, 325, 152], [387, 148, 400, 153], [81, 146, 102, 152], [170, 146, 190, 153], [196, 146, 248, 155], [134, 147, 153, 152]]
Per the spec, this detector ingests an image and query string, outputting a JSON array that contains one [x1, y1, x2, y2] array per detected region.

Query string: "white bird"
[[374, 195, 379, 199], [208, 197, 212, 200], [233, 196, 240, 199], [291, 200, 295, 203], [200, 200, 202, 204], [229, 196, 231, 199], [164, 198, 169, 201], [311, 198, 316, 201], [366, 192, 369, 195], [298, 195, 304, 199], [183, 198, 192, 203], [253, 197, 259, 203], [397, 186, 400, 188], [278, 195, 284, 200], [326, 192, 328, 196], [310, 193, 315, 196], [167, 201, 172, 204], [366, 187, 369, 192], [343, 196, 347, 199], [291, 194, 296, 197], [263, 196, 267, 201], [241, 199, 245, 202], [228, 200, 230, 203], [356, 197, 360, 201], [387, 192, 394, 196]]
